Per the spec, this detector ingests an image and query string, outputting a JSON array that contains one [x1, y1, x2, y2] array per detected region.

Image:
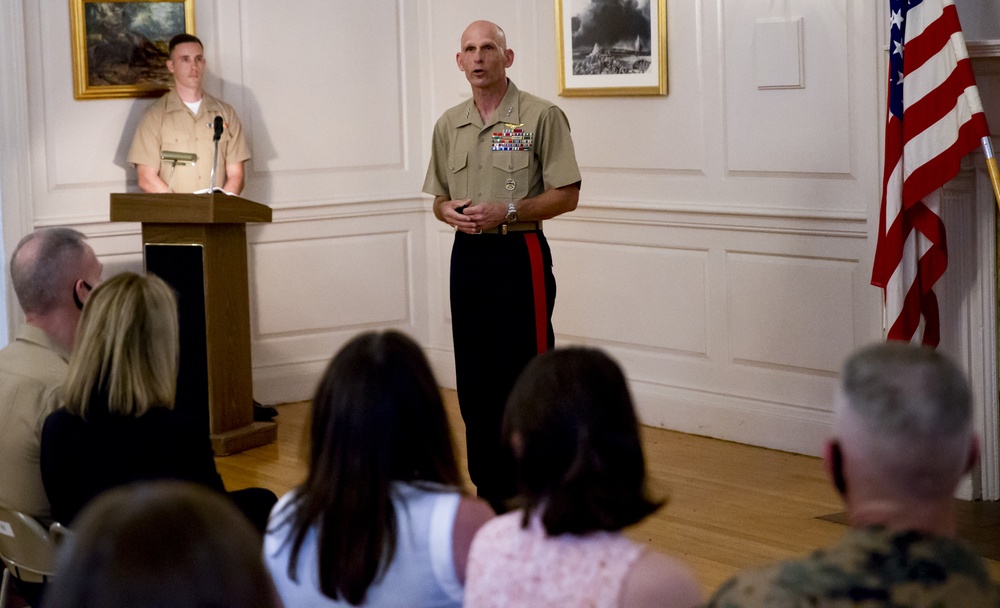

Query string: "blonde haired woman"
[[40, 272, 275, 529]]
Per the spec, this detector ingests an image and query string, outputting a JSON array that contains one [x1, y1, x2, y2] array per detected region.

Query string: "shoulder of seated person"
[[620, 549, 703, 608], [455, 495, 495, 527]]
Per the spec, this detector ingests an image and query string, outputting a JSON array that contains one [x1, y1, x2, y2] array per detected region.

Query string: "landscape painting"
[[556, 0, 667, 96], [71, 0, 195, 100]]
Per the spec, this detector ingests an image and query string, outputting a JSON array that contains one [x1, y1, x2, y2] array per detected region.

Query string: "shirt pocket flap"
[[449, 152, 468, 173], [492, 151, 530, 173]]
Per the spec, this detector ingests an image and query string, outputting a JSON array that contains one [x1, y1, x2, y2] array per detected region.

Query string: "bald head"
[[456, 20, 514, 93], [11, 228, 92, 315], [835, 342, 974, 501], [461, 20, 508, 52]]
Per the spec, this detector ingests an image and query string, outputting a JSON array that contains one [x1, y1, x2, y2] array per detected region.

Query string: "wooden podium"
[[110, 192, 275, 455]]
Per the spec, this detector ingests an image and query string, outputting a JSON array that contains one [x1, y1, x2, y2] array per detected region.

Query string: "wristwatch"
[[505, 202, 518, 224]]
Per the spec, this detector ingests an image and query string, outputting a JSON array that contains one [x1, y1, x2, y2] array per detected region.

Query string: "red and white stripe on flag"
[[871, 0, 989, 347]]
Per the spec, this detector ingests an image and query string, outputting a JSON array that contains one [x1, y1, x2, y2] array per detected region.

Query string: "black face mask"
[[830, 441, 847, 496], [73, 281, 93, 311]]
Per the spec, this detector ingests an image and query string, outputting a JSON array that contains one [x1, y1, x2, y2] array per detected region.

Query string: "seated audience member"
[[41, 481, 281, 608], [39, 272, 275, 531], [463, 347, 703, 608], [265, 330, 494, 607], [706, 342, 1000, 607], [0, 227, 102, 524], [0, 228, 101, 607]]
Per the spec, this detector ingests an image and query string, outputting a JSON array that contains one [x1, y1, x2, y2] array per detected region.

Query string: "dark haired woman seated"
[[464, 347, 702, 608], [39, 272, 276, 531], [41, 481, 281, 608], [264, 330, 494, 607]]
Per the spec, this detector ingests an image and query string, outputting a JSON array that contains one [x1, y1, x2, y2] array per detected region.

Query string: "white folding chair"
[[0, 507, 62, 608]]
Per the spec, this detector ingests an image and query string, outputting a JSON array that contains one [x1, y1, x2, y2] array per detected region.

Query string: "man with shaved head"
[[0, 228, 102, 523], [706, 342, 999, 607], [423, 20, 581, 513]]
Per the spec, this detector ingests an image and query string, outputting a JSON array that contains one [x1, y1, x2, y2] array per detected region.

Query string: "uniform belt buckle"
[[500, 224, 508, 235]]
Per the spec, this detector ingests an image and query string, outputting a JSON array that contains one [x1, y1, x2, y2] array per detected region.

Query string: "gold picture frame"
[[556, 0, 668, 97], [70, 0, 195, 100]]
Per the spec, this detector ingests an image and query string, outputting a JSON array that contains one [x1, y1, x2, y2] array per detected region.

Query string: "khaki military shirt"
[[0, 325, 68, 522], [706, 526, 1000, 608], [423, 80, 580, 205], [127, 89, 251, 193]]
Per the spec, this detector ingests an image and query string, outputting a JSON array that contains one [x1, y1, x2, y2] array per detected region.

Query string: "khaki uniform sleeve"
[[537, 106, 581, 191], [422, 115, 451, 198], [127, 102, 165, 169], [222, 104, 251, 164]]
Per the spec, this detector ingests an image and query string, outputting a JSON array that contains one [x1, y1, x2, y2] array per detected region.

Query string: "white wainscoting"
[[426, 202, 880, 457], [249, 199, 429, 405]]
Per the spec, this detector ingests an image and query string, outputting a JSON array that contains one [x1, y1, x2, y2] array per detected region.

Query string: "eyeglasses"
[[72, 280, 93, 311]]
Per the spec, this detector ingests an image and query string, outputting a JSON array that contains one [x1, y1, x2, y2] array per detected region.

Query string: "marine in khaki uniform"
[[0, 228, 102, 607], [127, 34, 250, 194], [706, 342, 1000, 608], [422, 20, 581, 513]]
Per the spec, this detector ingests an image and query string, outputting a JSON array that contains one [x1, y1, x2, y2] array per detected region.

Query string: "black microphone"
[[209, 116, 225, 191]]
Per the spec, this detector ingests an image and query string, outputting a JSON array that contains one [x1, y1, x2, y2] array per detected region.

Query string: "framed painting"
[[70, 0, 195, 100], [556, 0, 668, 97]]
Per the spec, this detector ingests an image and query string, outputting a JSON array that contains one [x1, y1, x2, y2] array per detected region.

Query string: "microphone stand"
[[209, 116, 223, 192]]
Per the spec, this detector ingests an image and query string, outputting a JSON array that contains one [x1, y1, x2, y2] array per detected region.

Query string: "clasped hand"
[[442, 200, 506, 234]]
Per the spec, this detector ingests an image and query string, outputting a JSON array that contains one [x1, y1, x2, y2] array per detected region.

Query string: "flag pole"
[[983, 136, 1000, 211]]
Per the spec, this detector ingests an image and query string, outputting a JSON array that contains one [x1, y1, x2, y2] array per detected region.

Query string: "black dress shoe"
[[253, 400, 278, 421]]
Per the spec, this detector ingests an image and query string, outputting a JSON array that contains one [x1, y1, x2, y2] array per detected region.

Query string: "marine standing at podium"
[[128, 34, 250, 195], [423, 20, 581, 512]]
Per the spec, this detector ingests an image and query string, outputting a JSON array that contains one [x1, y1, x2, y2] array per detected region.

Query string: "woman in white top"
[[264, 330, 492, 607]]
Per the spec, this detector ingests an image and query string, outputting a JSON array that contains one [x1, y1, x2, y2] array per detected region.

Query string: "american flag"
[[871, 0, 990, 347]]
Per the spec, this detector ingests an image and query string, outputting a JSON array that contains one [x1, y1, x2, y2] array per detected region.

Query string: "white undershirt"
[[184, 99, 202, 115]]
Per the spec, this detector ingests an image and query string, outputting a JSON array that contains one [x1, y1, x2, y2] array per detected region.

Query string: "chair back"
[[0, 507, 58, 583]]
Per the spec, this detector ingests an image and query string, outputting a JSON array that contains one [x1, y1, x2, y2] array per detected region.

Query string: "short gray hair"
[[839, 341, 970, 438], [837, 341, 973, 498], [10, 227, 88, 314]]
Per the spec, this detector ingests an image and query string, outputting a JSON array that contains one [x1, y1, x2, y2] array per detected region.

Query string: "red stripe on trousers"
[[524, 233, 547, 354]]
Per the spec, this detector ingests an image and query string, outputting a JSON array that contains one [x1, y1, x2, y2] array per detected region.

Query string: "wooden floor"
[[216, 391, 1000, 594]]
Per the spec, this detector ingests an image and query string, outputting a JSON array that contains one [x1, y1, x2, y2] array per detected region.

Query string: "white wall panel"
[[539, 208, 875, 449], [553, 241, 708, 353], [728, 253, 856, 374], [957, 2, 1000, 41], [251, 232, 410, 336], [723, 0, 851, 174], [240, 0, 403, 173], [248, 203, 427, 404], [971, 58, 1000, 130]]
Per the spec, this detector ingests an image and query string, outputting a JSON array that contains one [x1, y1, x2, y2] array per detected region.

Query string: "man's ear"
[[504, 48, 514, 68], [72, 279, 86, 311], [823, 439, 847, 497]]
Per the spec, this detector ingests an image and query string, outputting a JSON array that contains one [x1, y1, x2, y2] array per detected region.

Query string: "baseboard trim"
[[631, 381, 830, 457]]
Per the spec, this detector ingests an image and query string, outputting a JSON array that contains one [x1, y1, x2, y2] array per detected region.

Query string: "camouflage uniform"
[[705, 526, 1000, 608]]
